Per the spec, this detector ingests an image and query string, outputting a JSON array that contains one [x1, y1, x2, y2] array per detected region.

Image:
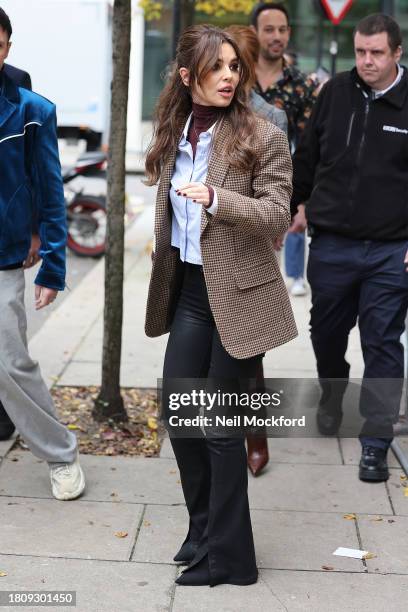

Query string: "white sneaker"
[[49, 452, 85, 501], [290, 278, 307, 297]]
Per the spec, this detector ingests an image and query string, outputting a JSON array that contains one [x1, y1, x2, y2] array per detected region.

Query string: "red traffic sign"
[[320, 0, 353, 25]]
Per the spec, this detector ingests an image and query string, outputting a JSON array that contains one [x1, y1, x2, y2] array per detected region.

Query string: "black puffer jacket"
[[292, 66, 408, 241]]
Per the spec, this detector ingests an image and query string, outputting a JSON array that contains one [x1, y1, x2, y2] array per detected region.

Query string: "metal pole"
[[330, 25, 338, 77], [381, 0, 395, 16], [391, 441, 408, 476], [316, 13, 324, 70]]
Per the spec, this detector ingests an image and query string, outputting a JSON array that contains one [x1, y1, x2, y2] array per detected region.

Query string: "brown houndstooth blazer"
[[145, 114, 298, 359]]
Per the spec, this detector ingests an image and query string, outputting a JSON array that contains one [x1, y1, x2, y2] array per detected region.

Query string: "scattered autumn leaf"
[[67, 424, 85, 431], [143, 521, 151, 527], [114, 531, 128, 538], [343, 514, 356, 520], [370, 517, 383, 522], [0, 572, 7, 577], [147, 417, 158, 430], [363, 553, 377, 560], [321, 566, 334, 571]]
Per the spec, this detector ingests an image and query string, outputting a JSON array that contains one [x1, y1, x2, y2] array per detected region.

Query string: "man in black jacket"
[[291, 13, 408, 482]]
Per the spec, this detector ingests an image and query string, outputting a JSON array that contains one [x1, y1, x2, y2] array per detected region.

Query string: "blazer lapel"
[[201, 116, 232, 235]]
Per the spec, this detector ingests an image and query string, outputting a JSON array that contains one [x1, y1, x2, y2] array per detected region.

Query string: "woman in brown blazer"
[[145, 25, 297, 587]]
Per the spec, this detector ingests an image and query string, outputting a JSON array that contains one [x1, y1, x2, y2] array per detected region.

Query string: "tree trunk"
[[93, 0, 131, 422]]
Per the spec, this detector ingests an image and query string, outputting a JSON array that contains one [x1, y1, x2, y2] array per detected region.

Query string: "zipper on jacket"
[[346, 111, 355, 147], [356, 97, 370, 167], [349, 85, 371, 206]]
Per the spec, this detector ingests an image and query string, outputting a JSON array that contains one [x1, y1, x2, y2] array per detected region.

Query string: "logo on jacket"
[[383, 125, 408, 134]]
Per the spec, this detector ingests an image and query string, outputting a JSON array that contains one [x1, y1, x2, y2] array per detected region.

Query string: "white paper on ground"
[[333, 547, 368, 559]]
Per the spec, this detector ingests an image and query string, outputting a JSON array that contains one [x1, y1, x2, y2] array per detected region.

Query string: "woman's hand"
[[176, 182, 211, 208]]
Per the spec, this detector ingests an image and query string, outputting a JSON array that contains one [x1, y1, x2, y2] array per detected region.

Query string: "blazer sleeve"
[[211, 126, 292, 240], [33, 105, 67, 291]]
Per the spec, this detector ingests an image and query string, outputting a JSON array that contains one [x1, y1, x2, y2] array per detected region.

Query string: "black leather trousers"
[[162, 262, 261, 586]]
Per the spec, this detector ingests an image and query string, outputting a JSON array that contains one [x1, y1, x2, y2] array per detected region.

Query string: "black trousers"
[[163, 262, 260, 585], [307, 232, 408, 449]]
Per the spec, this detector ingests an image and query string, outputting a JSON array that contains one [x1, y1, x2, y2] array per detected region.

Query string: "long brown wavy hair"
[[145, 24, 259, 185]]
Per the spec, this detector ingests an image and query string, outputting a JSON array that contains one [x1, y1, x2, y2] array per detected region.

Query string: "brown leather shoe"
[[246, 434, 269, 476]]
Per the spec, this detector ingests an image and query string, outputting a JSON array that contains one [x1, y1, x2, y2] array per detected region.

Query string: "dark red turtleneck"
[[186, 103, 222, 207], [187, 103, 222, 158]]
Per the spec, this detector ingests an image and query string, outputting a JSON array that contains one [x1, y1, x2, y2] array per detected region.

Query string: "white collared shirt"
[[170, 113, 218, 265], [372, 64, 403, 99]]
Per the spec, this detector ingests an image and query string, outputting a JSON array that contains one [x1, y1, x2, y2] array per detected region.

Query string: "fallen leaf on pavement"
[[343, 513, 356, 520], [114, 531, 128, 538], [0, 572, 7, 577], [369, 517, 383, 522], [321, 566, 334, 571], [363, 552, 377, 560]]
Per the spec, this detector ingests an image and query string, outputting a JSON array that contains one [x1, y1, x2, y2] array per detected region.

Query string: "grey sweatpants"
[[0, 268, 77, 464]]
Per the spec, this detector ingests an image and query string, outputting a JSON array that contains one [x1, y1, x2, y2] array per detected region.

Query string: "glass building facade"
[[142, 0, 408, 119]]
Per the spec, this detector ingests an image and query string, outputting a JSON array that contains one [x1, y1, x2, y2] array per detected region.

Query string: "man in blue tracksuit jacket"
[[0, 6, 85, 500]]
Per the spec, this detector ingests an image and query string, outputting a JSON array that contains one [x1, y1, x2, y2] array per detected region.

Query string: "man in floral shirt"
[[251, 2, 319, 150]]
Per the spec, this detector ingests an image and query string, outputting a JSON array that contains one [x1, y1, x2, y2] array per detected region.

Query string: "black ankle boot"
[[173, 540, 199, 565]]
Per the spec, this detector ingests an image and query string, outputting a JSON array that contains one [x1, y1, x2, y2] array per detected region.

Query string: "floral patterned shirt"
[[254, 60, 319, 149]]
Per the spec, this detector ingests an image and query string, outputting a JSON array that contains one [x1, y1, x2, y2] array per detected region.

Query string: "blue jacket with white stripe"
[[0, 70, 66, 290]]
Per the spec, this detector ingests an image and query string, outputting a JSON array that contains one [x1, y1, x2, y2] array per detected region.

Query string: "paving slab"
[[340, 437, 406, 468], [252, 509, 363, 572], [267, 437, 342, 465], [248, 463, 393, 514], [357, 514, 408, 574], [260, 569, 408, 612], [57, 359, 165, 388], [0, 554, 174, 612], [173, 571, 286, 612], [387, 469, 408, 516], [133, 505, 363, 572], [132, 504, 189, 564], [0, 451, 184, 505], [0, 497, 143, 561]]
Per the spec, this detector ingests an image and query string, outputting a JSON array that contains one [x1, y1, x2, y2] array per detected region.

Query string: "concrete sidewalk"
[[0, 207, 407, 612]]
